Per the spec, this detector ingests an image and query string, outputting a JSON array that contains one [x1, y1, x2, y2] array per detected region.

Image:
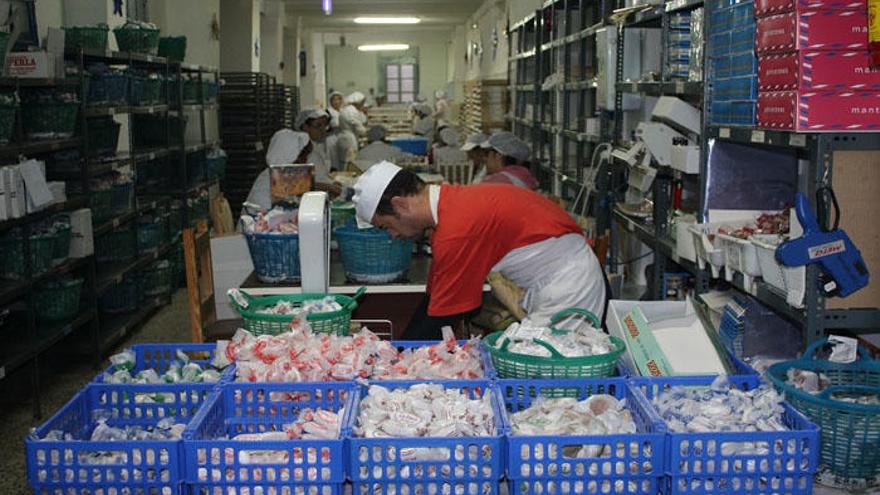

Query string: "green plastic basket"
[[114, 25, 160, 54], [131, 76, 162, 106], [64, 26, 109, 52], [158, 36, 187, 62], [229, 287, 366, 336], [0, 103, 17, 145], [96, 227, 137, 263], [83, 187, 114, 225], [141, 260, 173, 297], [99, 275, 140, 314], [182, 79, 199, 103], [483, 308, 625, 379], [53, 224, 72, 262], [22, 101, 79, 140], [34, 278, 84, 323], [0, 234, 57, 280]]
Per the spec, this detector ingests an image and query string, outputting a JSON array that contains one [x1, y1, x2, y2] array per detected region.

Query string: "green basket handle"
[[497, 334, 564, 359], [802, 337, 873, 363], [817, 384, 880, 403], [342, 287, 367, 311], [227, 289, 256, 310], [550, 308, 601, 334]]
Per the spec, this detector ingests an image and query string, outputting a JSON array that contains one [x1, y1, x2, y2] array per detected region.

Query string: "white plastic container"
[[688, 223, 729, 278], [717, 233, 762, 289], [751, 234, 806, 308], [674, 214, 697, 262]]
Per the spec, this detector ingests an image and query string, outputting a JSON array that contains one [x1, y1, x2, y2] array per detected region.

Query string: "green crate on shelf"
[[63, 26, 109, 52], [80, 187, 114, 225], [158, 36, 186, 62], [99, 275, 140, 314], [0, 233, 57, 281], [22, 102, 79, 140], [141, 259, 173, 297], [34, 278, 84, 323], [130, 76, 162, 106], [137, 215, 167, 254], [53, 224, 72, 263], [182, 79, 200, 103], [113, 25, 160, 54], [0, 103, 17, 145], [96, 227, 137, 263]]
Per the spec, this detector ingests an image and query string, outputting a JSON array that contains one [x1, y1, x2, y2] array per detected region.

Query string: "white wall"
[[260, 0, 285, 81], [220, 0, 259, 72], [34, 0, 64, 44], [148, 0, 220, 68]]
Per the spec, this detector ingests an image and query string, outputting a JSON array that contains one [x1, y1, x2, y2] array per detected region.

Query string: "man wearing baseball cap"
[[352, 161, 608, 339]]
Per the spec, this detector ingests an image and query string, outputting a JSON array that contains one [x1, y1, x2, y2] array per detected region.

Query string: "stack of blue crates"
[[708, 0, 758, 125]]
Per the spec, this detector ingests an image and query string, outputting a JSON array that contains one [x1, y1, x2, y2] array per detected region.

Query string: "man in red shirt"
[[352, 161, 607, 339]]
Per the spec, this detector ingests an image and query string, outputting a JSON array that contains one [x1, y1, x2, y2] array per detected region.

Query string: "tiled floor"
[[0, 290, 191, 494]]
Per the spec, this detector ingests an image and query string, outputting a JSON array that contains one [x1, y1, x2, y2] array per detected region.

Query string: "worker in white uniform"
[[327, 91, 344, 130], [351, 161, 609, 339], [432, 90, 450, 124], [355, 125, 411, 171], [243, 130, 312, 212], [411, 103, 435, 141], [295, 107, 342, 195], [338, 91, 369, 166], [432, 127, 468, 167], [461, 132, 489, 183]]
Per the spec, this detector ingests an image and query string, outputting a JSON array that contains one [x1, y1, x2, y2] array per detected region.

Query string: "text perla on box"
[[5, 52, 57, 78]]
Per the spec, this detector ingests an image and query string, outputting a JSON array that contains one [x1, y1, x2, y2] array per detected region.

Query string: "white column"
[[220, 0, 259, 72]]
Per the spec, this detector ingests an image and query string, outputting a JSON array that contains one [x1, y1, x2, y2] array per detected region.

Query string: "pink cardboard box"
[[754, 0, 865, 17], [756, 10, 868, 54], [758, 90, 880, 130], [758, 51, 880, 90]]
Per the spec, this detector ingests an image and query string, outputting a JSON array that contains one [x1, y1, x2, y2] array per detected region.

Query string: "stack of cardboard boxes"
[[708, 0, 759, 125], [755, 0, 879, 130]]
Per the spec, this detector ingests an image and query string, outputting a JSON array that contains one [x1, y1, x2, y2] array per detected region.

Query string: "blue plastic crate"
[[714, 76, 758, 101], [388, 340, 498, 380], [390, 137, 429, 156], [631, 375, 820, 495], [245, 232, 301, 283], [183, 382, 354, 493], [498, 378, 666, 495], [728, 51, 758, 78], [729, 26, 756, 53], [347, 381, 504, 495], [334, 225, 414, 284], [27, 383, 213, 495], [95, 343, 233, 384]]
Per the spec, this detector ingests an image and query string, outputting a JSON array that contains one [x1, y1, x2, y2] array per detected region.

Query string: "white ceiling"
[[283, 0, 484, 31]]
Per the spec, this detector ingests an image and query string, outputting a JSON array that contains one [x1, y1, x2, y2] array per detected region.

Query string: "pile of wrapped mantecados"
[[240, 207, 298, 234], [787, 368, 880, 405], [510, 395, 636, 439], [212, 323, 485, 382], [495, 318, 614, 358], [255, 296, 343, 316], [102, 348, 225, 384]]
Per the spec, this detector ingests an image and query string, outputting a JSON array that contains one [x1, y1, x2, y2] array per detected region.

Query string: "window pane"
[[386, 65, 399, 78], [387, 80, 399, 92], [401, 79, 414, 92], [402, 93, 414, 102], [388, 93, 399, 103], [401, 65, 414, 78]]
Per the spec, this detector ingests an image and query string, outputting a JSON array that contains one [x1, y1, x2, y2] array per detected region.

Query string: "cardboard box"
[[607, 299, 728, 376], [756, 11, 868, 54], [758, 90, 880, 130], [5, 51, 57, 78], [755, 0, 864, 17], [758, 51, 880, 90]]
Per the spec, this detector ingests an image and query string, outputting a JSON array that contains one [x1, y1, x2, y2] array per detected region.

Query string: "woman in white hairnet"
[[411, 103, 435, 141], [432, 90, 449, 123], [327, 91, 345, 130], [432, 127, 468, 167], [350, 162, 609, 339], [244, 130, 312, 211], [295, 107, 342, 195], [480, 131, 538, 189], [461, 132, 489, 183], [338, 91, 369, 166], [355, 125, 410, 171]]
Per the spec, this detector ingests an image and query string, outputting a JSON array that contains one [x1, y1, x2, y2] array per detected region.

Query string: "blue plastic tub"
[[26, 383, 213, 495], [334, 225, 413, 284], [245, 232, 301, 283], [347, 380, 505, 495], [95, 343, 233, 383], [183, 382, 354, 494], [390, 136, 429, 156], [631, 375, 820, 495], [498, 378, 666, 495]]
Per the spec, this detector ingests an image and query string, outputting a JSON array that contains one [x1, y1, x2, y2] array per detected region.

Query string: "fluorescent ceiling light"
[[358, 44, 410, 51], [354, 17, 420, 24]]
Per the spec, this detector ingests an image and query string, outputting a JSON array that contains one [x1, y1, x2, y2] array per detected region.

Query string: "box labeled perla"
[[754, 0, 865, 17], [759, 51, 880, 90], [758, 90, 880, 130], [5, 51, 57, 78], [756, 10, 868, 54]]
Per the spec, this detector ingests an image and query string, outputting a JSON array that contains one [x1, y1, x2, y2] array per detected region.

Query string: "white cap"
[[265, 129, 311, 165], [352, 161, 402, 228], [485, 131, 530, 162], [294, 107, 329, 131], [346, 91, 366, 104], [461, 132, 489, 151], [439, 127, 460, 147], [413, 103, 433, 116]]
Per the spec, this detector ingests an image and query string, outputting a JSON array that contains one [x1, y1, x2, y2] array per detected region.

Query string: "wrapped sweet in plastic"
[[240, 207, 299, 234], [373, 327, 485, 380], [102, 348, 225, 384], [495, 318, 613, 357], [254, 295, 343, 316]]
